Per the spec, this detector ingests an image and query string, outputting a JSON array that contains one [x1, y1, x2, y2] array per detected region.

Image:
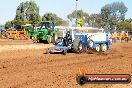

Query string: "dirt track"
[[0, 39, 33, 45], [0, 40, 54, 52], [0, 40, 132, 88]]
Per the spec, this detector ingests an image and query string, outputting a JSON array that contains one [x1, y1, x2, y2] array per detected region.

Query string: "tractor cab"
[[32, 21, 56, 43], [39, 21, 55, 35]]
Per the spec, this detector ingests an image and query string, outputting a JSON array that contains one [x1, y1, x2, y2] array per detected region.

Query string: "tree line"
[[4, 1, 132, 31]]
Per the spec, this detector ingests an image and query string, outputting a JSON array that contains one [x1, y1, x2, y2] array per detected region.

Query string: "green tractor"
[[22, 24, 34, 39], [32, 21, 57, 43], [23, 21, 57, 43]]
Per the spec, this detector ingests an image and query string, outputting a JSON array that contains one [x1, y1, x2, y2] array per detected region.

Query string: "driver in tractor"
[[55, 36, 64, 45], [55, 31, 72, 46], [45, 23, 52, 35], [63, 31, 72, 46], [47, 24, 51, 29]]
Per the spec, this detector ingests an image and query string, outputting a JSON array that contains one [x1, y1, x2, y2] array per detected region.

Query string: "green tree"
[[14, 0, 40, 28], [125, 18, 132, 23], [42, 13, 68, 26], [117, 19, 132, 31], [67, 10, 89, 26], [0, 24, 4, 28], [101, 2, 128, 31], [5, 21, 13, 29], [89, 13, 103, 27], [56, 20, 69, 26]]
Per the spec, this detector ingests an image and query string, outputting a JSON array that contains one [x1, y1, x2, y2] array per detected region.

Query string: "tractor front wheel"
[[73, 39, 83, 53], [33, 35, 38, 43], [62, 50, 67, 55]]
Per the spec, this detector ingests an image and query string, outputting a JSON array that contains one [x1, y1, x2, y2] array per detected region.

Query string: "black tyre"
[[101, 44, 108, 52], [76, 76, 86, 85], [88, 40, 94, 48], [73, 38, 83, 53], [62, 50, 67, 55], [95, 44, 101, 52]]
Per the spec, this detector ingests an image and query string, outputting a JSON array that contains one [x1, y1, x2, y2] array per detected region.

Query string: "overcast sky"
[[0, 0, 131, 25]]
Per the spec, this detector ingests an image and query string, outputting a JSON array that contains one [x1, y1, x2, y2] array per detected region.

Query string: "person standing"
[[125, 31, 129, 43], [112, 32, 115, 43], [108, 32, 113, 45], [119, 32, 123, 43], [113, 32, 118, 43], [120, 31, 126, 43]]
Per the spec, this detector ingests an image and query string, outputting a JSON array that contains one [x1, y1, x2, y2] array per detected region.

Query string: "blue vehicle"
[[46, 32, 73, 55], [46, 29, 111, 55], [73, 32, 111, 52], [47, 42, 72, 55]]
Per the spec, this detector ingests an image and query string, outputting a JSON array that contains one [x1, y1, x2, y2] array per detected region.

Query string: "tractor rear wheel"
[[73, 38, 83, 53]]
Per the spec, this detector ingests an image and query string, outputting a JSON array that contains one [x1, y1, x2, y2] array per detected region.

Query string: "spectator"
[[113, 32, 118, 43], [120, 31, 125, 43], [125, 31, 129, 43], [111, 32, 114, 43]]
